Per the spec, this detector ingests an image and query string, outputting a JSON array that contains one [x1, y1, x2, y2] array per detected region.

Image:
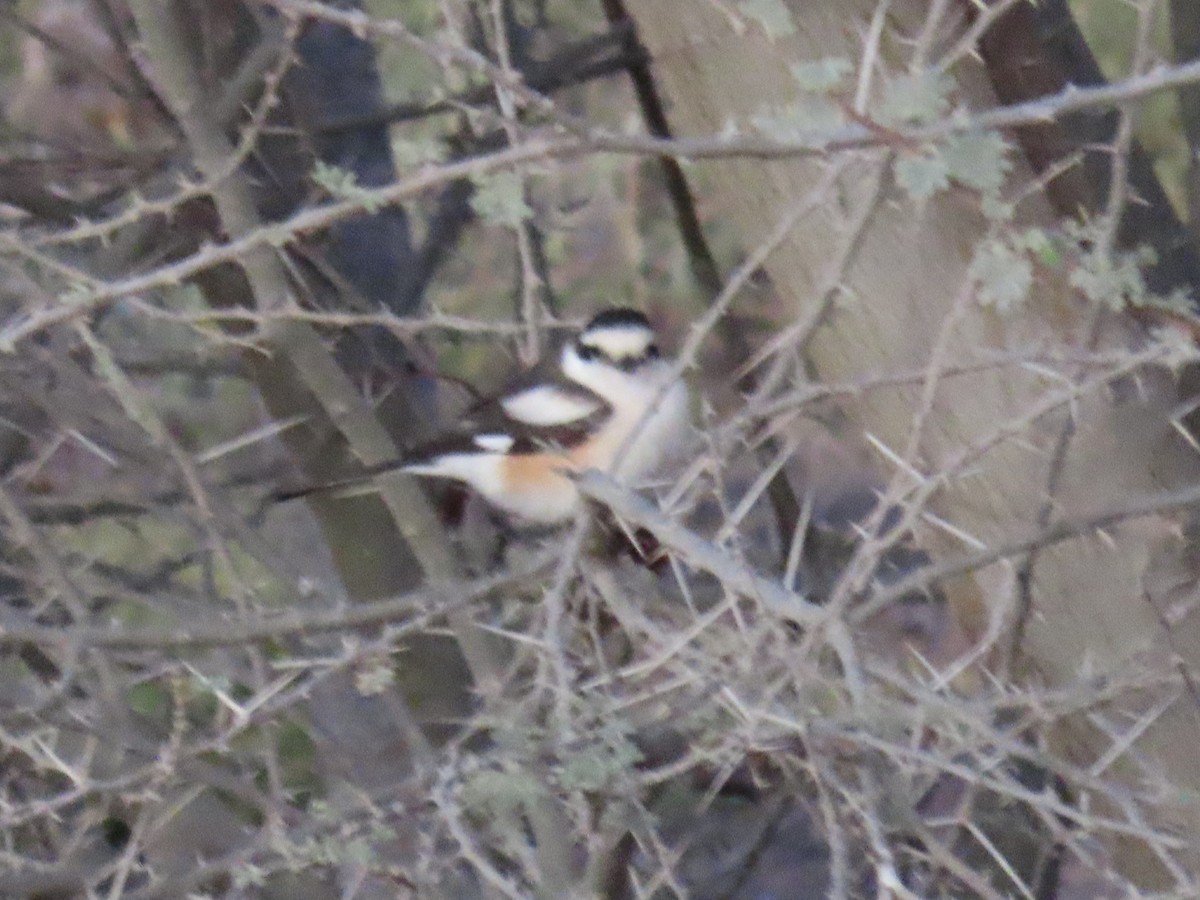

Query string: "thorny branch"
[[3, 0, 1200, 896]]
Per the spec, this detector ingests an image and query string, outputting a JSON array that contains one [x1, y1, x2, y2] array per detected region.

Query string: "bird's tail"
[[272, 457, 409, 504]]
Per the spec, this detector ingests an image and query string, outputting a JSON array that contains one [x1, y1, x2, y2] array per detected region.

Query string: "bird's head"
[[568, 307, 662, 374]]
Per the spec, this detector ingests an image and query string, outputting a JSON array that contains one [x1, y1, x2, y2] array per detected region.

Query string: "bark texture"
[[630, 0, 1200, 881]]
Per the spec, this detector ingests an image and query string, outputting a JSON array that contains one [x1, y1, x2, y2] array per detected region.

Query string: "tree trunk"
[[629, 0, 1200, 883]]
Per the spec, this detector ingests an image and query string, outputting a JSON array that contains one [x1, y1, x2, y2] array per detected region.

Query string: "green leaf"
[[971, 238, 1032, 312], [460, 768, 542, 818], [311, 161, 359, 196], [942, 131, 1011, 196], [392, 135, 445, 169], [881, 71, 952, 125], [895, 150, 950, 202], [311, 161, 382, 213], [789, 57, 853, 92], [1069, 250, 1148, 310], [470, 171, 532, 227], [1062, 221, 1153, 310], [558, 728, 643, 792], [1017, 227, 1060, 266], [739, 0, 795, 39], [128, 681, 171, 719]]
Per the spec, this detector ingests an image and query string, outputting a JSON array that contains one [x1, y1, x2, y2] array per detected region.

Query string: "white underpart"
[[501, 384, 601, 426], [403, 453, 578, 522], [403, 454, 507, 506], [473, 433, 515, 453], [560, 342, 691, 483]]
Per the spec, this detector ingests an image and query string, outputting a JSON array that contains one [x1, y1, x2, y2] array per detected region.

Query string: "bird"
[[281, 307, 692, 524]]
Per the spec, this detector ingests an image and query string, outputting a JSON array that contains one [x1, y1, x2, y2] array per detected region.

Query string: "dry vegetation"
[[2, 0, 1200, 897]]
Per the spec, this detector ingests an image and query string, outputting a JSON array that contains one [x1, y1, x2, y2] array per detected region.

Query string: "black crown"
[[584, 307, 652, 331]]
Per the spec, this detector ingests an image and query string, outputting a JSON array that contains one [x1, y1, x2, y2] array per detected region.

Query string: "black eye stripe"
[[576, 342, 598, 361]]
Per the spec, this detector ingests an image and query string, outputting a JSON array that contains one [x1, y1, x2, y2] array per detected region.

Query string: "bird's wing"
[[499, 383, 604, 427], [274, 368, 611, 503], [418, 378, 612, 459]]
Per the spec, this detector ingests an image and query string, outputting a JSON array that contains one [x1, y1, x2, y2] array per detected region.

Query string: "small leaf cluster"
[[1063, 220, 1156, 311], [311, 161, 383, 213], [750, 56, 852, 143], [880, 71, 954, 126], [896, 130, 1012, 203], [470, 170, 533, 227], [557, 719, 644, 793], [970, 229, 1050, 313]]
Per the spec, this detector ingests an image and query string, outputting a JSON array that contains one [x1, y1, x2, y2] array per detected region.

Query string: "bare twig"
[[0, 552, 550, 651], [576, 470, 822, 625]]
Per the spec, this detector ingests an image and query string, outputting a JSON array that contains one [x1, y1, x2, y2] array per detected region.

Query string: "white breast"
[[617, 376, 691, 481], [561, 347, 691, 484]]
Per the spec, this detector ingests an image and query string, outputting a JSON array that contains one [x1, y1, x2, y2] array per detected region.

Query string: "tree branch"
[[575, 471, 823, 625], [129, 3, 506, 688], [0, 552, 551, 651]]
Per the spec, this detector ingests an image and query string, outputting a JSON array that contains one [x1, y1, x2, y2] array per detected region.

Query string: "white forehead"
[[580, 324, 654, 359]]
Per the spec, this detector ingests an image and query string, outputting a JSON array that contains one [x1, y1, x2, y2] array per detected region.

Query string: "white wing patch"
[[473, 433, 515, 453], [500, 384, 601, 426]]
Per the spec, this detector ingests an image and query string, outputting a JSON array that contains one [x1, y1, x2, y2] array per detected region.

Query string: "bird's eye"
[[576, 343, 598, 361], [646, 343, 661, 359]]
